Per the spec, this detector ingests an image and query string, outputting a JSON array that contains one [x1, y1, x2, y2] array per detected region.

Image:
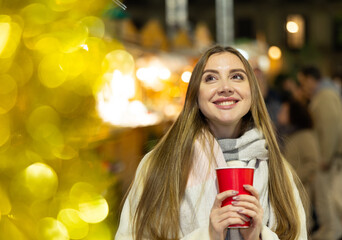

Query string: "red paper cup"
[[216, 167, 255, 228]]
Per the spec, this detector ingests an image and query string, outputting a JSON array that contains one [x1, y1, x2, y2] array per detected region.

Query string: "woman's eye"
[[205, 75, 216, 82], [231, 73, 244, 80]]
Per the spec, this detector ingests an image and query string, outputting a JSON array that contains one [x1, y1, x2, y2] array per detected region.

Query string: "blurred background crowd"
[[0, 0, 342, 239]]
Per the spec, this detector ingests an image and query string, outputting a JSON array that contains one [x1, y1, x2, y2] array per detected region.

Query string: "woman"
[[115, 46, 307, 240]]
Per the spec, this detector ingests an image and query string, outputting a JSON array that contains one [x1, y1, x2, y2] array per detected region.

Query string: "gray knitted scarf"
[[216, 127, 269, 165]]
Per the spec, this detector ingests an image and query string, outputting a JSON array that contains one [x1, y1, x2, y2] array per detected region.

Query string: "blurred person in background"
[[298, 66, 342, 240], [277, 97, 330, 238], [115, 45, 307, 240], [274, 73, 307, 106]]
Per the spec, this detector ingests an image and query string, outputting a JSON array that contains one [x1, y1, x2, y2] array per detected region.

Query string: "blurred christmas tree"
[[0, 0, 126, 239]]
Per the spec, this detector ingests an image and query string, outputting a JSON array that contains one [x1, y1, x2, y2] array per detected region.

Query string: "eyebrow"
[[202, 68, 247, 75]]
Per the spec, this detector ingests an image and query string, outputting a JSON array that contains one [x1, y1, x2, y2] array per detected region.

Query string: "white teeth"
[[217, 101, 235, 106]]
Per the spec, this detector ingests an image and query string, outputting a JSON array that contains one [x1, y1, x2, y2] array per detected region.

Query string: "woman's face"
[[198, 52, 252, 138]]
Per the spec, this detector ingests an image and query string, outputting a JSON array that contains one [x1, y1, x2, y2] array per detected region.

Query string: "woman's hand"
[[209, 190, 251, 240], [235, 185, 263, 240]]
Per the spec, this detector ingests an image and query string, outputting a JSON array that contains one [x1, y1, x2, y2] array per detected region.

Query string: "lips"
[[213, 99, 239, 106], [216, 100, 236, 106]]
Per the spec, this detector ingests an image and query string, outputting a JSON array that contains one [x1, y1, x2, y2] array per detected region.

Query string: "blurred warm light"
[[135, 57, 172, 90], [158, 67, 171, 80], [257, 55, 271, 72], [102, 50, 135, 75], [164, 104, 179, 118], [26, 106, 63, 148], [37, 217, 69, 240], [286, 15, 305, 49], [268, 46, 282, 60], [0, 19, 22, 59], [80, 16, 105, 38], [181, 71, 191, 83], [24, 163, 58, 200], [57, 209, 89, 239], [39, 53, 68, 88], [237, 48, 249, 60], [286, 21, 299, 33], [78, 195, 108, 224], [69, 182, 108, 224], [97, 69, 161, 127]]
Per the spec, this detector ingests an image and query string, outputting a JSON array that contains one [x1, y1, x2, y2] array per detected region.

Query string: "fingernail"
[[243, 184, 249, 188], [232, 201, 238, 205], [238, 209, 243, 213], [233, 196, 239, 200], [232, 191, 239, 194]]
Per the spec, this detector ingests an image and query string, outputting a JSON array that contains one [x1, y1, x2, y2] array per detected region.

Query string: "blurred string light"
[[136, 59, 171, 91], [96, 50, 161, 127]]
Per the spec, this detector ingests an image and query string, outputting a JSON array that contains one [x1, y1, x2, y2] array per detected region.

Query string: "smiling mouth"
[[215, 100, 237, 106]]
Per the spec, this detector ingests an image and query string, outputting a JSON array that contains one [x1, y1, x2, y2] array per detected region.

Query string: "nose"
[[217, 80, 234, 94]]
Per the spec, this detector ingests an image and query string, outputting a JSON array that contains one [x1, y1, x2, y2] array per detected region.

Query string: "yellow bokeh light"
[[34, 36, 61, 54], [286, 21, 299, 33], [80, 16, 105, 38], [26, 105, 61, 141], [37, 217, 69, 240], [78, 194, 109, 224], [24, 163, 58, 200], [69, 182, 108, 224], [51, 20, 88, 53], [0, 74, 17, 114], [268, 46, 282, 60], [39, 53, 68, 88], [102, 50, 135, 75], [0, 114, 10, 147], [0, 19, 22, 59], [47, 0, 78, 12], [57, 209, 89, 239], [21, 3, 56, 25]]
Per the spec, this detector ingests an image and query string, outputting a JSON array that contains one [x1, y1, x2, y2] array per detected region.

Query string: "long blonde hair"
[[132, 46, 305, 240]]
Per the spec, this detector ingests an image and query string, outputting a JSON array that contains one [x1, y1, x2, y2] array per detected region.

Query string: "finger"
[[213, 190, 239, 208], [232, 200, 259, 213], [243, 185, 260, 200], [212, 205, 250, 222]]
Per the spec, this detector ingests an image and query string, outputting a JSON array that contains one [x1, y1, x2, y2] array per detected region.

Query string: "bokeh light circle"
[[80, 16, 105, 38], [26, 105, 61, 141], [102, 50, 135, 75], [37, 217, 69, 240], [57, 208, 89, 239], [24, 162, 58, 200], [39, 53, 68, 88], [69, 182, 109, 224]]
